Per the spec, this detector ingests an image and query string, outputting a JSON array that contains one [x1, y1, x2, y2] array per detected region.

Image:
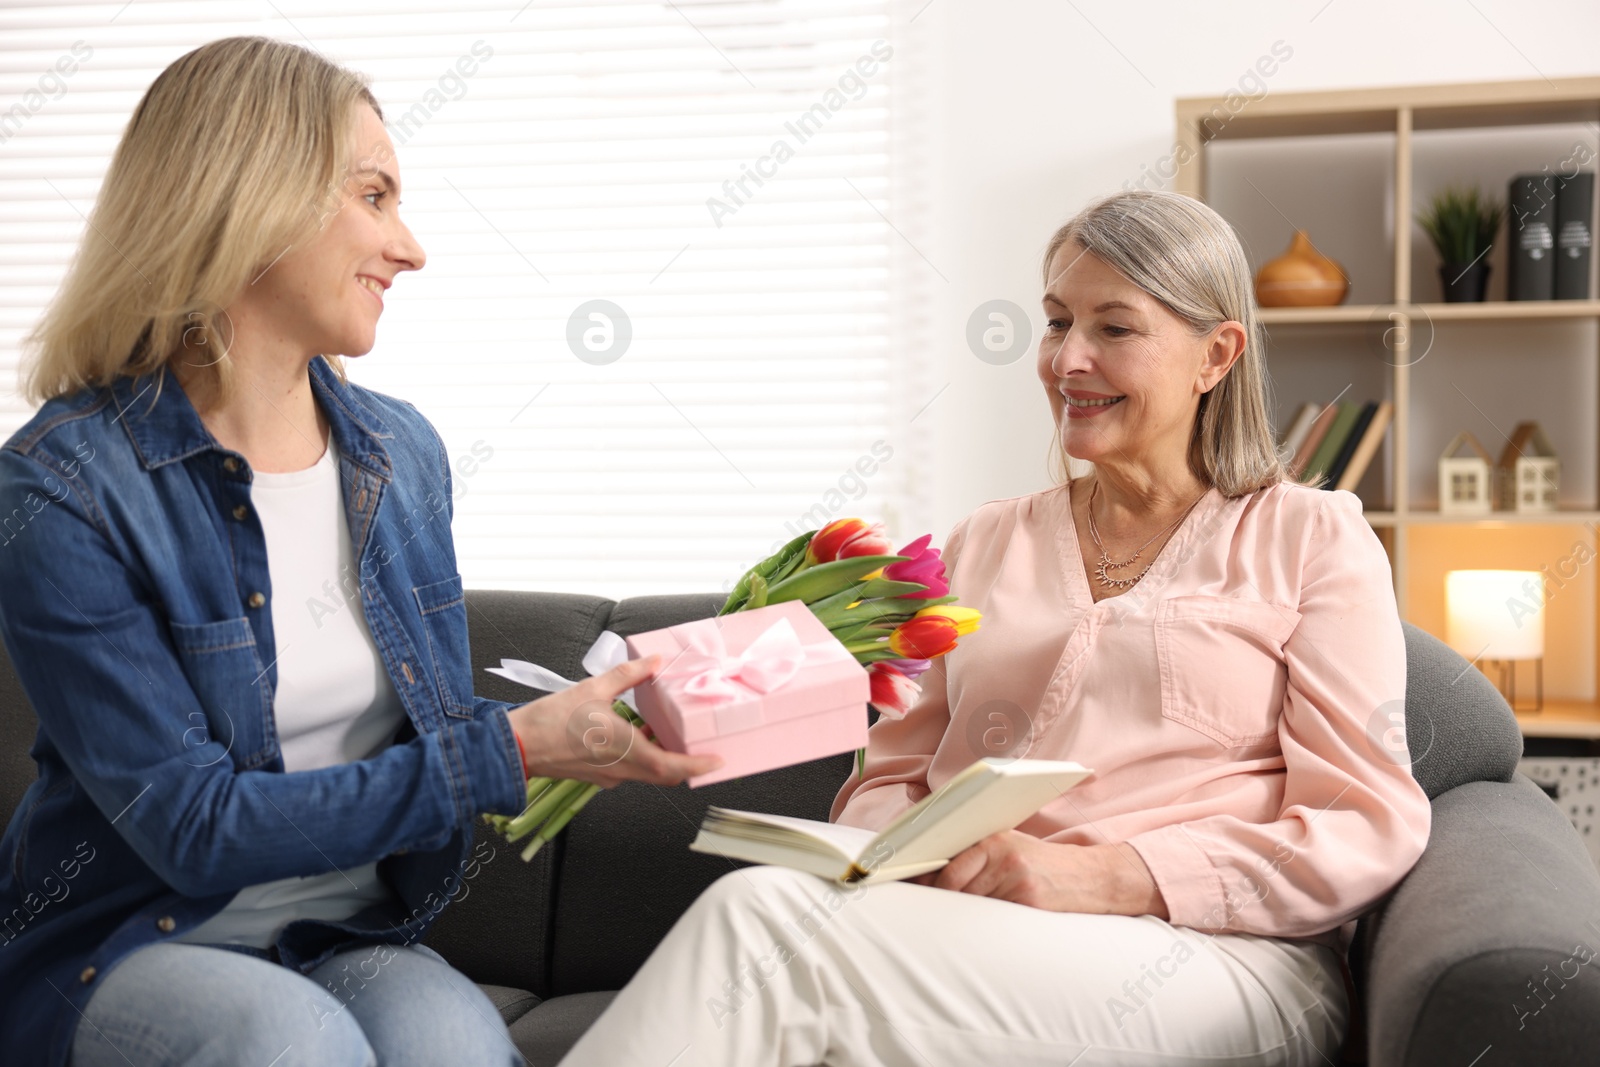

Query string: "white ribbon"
[[485, 630, 636, 709]]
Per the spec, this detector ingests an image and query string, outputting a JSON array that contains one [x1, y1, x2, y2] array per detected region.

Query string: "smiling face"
[[240, 102, 426, 361], [1036, 239, 1243, 473]]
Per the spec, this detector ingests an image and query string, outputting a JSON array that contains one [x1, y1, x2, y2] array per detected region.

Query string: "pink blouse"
[[830, 480, 1432, 945]]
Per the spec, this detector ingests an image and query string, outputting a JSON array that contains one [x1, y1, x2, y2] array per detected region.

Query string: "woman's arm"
[[1122, 489, 1432, 938], [0, 447, 527, 899], [829, 518, 970, 830]]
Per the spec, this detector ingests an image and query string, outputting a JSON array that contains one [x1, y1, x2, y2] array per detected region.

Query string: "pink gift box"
[[626, 601, 870, 788]]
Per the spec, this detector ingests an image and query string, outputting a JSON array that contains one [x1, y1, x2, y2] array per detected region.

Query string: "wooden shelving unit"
[[1175, 77, 1600, 738]]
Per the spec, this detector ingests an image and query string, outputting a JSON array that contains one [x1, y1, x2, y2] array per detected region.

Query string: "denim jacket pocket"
[[167, 616, 274, 768], [411, 575, 474, 720], [1155, 594, 1302, 748]]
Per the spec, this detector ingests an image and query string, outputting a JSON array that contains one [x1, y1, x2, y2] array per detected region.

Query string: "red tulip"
[[867, 661, 921, 720], [807, 518, 893, 565], [888, 615, 960, 660], [883, 534, 949, 599]]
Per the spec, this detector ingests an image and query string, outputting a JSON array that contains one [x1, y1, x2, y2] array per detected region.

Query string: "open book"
[[688, 757, 1092, 885]]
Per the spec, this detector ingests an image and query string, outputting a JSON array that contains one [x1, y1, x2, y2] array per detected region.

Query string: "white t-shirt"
[[176, 434, 407, 948]]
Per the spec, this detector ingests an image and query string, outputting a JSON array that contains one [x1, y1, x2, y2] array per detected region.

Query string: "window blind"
[[0, 0, 918, 599]]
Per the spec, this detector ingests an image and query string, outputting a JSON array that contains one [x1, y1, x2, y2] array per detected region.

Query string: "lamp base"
[[1484, 657, 1543, 713]]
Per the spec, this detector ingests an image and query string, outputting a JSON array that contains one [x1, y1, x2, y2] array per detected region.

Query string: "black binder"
[[1508, 174, 1556, 301], [1554, 172, 1594, 301]]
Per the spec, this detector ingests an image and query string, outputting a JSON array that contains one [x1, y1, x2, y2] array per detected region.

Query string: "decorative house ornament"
[[1439, 431, 1494, 515], [1254, 230, 1350, 307], [1496, 422, 1559, 514]]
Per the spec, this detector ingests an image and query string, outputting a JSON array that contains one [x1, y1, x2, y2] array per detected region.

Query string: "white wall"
[[908, 0, 1600, 540]]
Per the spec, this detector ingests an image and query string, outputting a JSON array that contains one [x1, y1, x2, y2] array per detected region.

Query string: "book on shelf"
[[688, 757, 1093, 885], [1554, 172, 1594, 301], [1325, 401, 1378, 486], [1301, 402, 1361, 486], [1333, 400, 1392, 492], [1289, 403, 1340, 480], [1279, 401, 1320, 458], [1509, 174, 1557, 301]]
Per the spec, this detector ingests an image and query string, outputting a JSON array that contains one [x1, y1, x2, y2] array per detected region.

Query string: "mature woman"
[[0, 38, 720, 1067], [555, 190, 1432, 1066]]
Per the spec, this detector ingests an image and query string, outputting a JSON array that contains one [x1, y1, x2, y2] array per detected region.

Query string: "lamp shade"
[[1445, 569, 1545, 661]]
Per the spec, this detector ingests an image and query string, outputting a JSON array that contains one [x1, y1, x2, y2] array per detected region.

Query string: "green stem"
[[505, 778, 586, 840], [520, 783, 603, 861]]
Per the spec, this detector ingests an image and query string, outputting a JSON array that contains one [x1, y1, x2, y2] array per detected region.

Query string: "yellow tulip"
[[913, 605, 981, 636]]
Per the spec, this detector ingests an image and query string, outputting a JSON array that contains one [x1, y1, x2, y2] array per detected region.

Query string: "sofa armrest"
[[1356, 773, 1600, 1066]]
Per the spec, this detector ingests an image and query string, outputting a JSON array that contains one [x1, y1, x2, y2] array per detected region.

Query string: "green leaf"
[[806, 581, 871, 619], [1417, 184, 1505, 264], [764, 555, 907, 606], [855, 578, 929, 599], [719, 531, 815, 614], [829, 620, 898, 644], [881, 594, 959, 614], [745, 573, 769, 610]]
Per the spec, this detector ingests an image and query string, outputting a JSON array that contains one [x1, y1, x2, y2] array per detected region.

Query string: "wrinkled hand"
[[507, 655, 723, 788], [907, 831, 1169, 918]]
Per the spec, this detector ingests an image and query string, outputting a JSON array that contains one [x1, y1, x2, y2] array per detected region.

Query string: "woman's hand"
[[907, 831, 1170, 918], [506, 655, 724, 788]]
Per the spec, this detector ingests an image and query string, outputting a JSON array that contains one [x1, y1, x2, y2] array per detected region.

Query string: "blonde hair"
[[1041, 190, 1288, 497], [21, 36, 382, 406]]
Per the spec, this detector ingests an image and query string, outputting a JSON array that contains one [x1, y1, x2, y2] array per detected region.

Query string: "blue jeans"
[[70, 941, 524, 1067]]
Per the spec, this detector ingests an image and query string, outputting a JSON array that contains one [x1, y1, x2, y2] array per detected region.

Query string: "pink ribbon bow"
[[659, 616, 808, 707]]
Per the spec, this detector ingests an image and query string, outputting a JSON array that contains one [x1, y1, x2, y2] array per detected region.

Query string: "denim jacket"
[[0, 355, 527, 1066]]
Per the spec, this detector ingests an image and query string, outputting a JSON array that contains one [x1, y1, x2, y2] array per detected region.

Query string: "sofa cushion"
[[0, 635, 38, 825], [478, 982, 541, 1026], [421, 590, 619, 999], [1399, 622, 1523, 800], [508, 990, 619, 1064]]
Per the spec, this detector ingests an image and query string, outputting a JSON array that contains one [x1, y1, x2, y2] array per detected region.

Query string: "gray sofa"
[[3, 589, 1599, 1065]]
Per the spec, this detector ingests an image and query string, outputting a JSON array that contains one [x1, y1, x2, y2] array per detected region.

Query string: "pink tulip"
[[867, 661, 921, 720], [883, 534, 949, 599]]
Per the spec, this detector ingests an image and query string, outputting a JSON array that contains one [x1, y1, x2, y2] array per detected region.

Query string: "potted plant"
[[1417, 185, 1505, 302]]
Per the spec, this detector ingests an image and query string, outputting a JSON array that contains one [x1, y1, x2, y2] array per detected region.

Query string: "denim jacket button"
[[231, 504, 248, 521], [156, 916, 176, 933], [79, 966, 96, 984], [247, 592, 266, 609], [222, 457, 240, 473]]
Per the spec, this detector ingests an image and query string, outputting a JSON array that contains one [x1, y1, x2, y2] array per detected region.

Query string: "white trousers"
[[557, 865, 1349, 1067]]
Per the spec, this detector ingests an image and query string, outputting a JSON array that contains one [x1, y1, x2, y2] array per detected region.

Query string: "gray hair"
[[1041, 190, 1289, 497]]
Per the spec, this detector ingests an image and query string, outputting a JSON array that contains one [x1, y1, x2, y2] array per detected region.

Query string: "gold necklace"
[[1085, 479, 1206, 591]]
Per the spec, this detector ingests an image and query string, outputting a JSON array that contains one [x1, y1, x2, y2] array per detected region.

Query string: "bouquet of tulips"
[[483, 518, 980, 860]]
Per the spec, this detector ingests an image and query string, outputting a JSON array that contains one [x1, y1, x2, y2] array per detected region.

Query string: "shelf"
[[1519, 699, 1600, 740], [1400, 509, 1600, 526], [1178, 76, 1600, 143], [1260, 300, 1600, 326], [1259, 305, 1387, 325], [1421, 300, 1600, 321]]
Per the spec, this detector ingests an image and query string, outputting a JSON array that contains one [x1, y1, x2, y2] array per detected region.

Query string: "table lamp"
[[1445, 569, 1544, 712]]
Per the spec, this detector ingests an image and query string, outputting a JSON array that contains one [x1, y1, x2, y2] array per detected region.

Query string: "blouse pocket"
[[412, 574, 475, 721], [1155, 594, 1302, 748]]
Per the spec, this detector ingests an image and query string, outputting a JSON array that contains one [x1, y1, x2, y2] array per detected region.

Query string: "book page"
[[873, 759, 1091, 869]]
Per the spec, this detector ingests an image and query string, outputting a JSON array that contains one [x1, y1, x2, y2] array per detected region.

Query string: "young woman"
[[0, 37, 720, 1067], [553, 191, 1433, 1066]]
